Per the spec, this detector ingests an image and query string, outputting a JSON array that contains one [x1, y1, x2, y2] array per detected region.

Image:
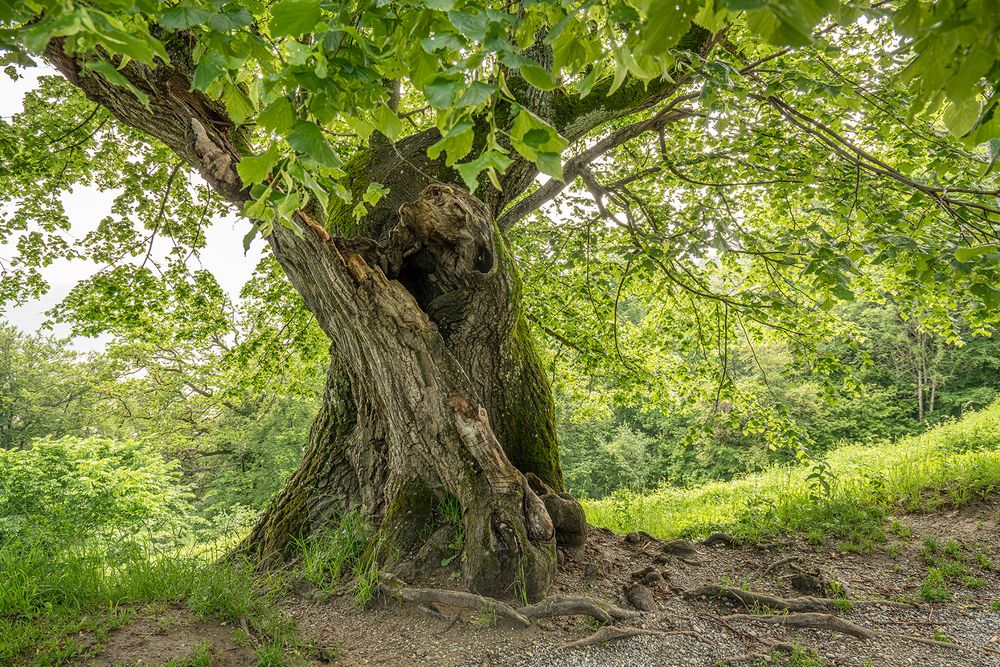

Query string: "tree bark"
[[242, 184, 571, 599]]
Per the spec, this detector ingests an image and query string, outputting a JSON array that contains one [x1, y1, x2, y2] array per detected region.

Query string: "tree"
[[0, 325, 97, 450], [2, 1, 999, 600]]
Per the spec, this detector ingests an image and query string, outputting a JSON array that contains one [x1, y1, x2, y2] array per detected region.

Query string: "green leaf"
[[362, 183, 390, 206], [519, 64, 559, 91], [456, 81, 495, 108], [427, 120, 474, 166], [159, 6, 214, 30], [424, 75, 462, 109], [455, 150, 511, 191], [372, 105, 403, 141], [208, 8, 253, 32], [942, 96, 980, 137], [447, 10, 488, 41], [81, 60, 149, 108], [222, 82, 255, 124], [236, 146, 282, 185], [634, 0, 700, 55], [510, 108, 566, 179], [288, 120, 341, 168], [269, 0, 322, 37], [192, 51, 228, 91], [955, 245, 998, 262], [258, 97, 296, 134]]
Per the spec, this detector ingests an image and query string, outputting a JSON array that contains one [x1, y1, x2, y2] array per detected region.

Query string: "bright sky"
[[0, 67, 265, 350]]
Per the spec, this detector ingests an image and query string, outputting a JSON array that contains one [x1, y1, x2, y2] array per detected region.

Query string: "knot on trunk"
[[389, 186, 499, 334], [397, 184, 495, 279], [526, 473, 588, 548]]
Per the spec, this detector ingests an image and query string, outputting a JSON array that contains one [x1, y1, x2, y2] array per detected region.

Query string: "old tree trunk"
[[240, 175, 584, 600], [43, 25, 712, 600]]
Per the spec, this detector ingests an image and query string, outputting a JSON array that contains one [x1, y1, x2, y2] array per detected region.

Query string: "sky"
[[1, 67, 265, 350]]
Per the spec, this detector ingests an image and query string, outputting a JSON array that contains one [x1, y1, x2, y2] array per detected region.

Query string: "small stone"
[[643, 571, 666, 589], [625, 583, 657, 611]]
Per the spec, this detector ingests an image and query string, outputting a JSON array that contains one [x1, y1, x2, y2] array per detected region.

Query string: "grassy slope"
[[585, 401, 1000, 547]]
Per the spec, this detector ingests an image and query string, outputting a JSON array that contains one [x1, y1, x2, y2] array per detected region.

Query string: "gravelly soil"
[[287, 497, 1000, 667], [79, 498, 1000, 666]]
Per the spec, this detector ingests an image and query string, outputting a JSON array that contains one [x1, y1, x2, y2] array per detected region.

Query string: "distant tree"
[[0, 325, 94, 450]]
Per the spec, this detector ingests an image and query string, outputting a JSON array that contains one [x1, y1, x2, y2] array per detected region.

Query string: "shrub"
[[0, 436, 192, 549]]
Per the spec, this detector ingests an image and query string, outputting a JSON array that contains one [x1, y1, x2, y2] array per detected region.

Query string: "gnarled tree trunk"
[[42, 23, 712, 600], [241, 184, 575, 599]]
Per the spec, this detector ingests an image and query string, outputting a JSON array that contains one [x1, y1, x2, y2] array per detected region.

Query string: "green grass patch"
[[586, 401, 1000, 543], [0, 538, 308, 665]]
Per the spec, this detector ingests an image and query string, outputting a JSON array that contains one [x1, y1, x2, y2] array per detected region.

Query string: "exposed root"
[[379, 574, 530, 628], [684, 585, 835, 613], [852, 599, 918, 610], [723, 612, 874, 640], [559, 626, 700, 650], [886, 632, 979, 653], [717, 643, 795, 665], [763, 556, 802, 576], [702, 532, 737, 548], [520, 596, 640, 624]]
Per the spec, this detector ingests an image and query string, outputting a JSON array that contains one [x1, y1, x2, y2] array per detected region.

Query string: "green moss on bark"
[[491, 231, 565, 491]]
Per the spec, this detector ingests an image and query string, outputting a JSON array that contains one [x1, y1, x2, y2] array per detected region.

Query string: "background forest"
[[3, 255, 999, 528]]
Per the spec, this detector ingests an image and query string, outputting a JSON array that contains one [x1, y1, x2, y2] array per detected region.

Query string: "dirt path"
[[84, 498, 1000, 666]]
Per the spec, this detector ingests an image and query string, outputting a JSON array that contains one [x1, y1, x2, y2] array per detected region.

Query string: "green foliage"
[[552, 298, 1000, 499], [0, 531, 306, 664], [436, 494, 465, 565], [0, 435, 191, 548], [586, 400, 1000, 542], [0, 325, 97, 450], [295, 511, 371, 594]]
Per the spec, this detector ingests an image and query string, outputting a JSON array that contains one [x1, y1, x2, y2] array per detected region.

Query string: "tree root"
[[520, 596, 640, 624], [560, 626, 703, 650], [381, 575, 644, 630], [379, 573, 530, 627], [684, 585, 835, 613], [716, 643, 795, 665], [723, 612, 874, 640], [702, 532, 737, 548], [886, 632, 981, 654]]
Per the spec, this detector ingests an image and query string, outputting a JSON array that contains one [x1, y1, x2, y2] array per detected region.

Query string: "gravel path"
[[286, 498, 1000, 667]]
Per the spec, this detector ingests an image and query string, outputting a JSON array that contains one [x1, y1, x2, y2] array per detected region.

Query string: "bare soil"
[[83, 608, 256, 666], [80, 498, 1000, 667]]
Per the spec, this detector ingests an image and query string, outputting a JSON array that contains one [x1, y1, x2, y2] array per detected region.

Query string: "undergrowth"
[[0, 537, 308, 665], [587, 400, 1000, 545]]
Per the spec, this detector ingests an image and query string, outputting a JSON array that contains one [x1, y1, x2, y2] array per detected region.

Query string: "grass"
[[915, 537, 991, 602], [0, 536, 310, 665], [586, 400, 1000, 544], [294, 509, 370, 595]]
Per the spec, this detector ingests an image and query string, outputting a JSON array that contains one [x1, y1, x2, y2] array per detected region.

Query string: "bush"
[[0, 436, 192, 549]]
